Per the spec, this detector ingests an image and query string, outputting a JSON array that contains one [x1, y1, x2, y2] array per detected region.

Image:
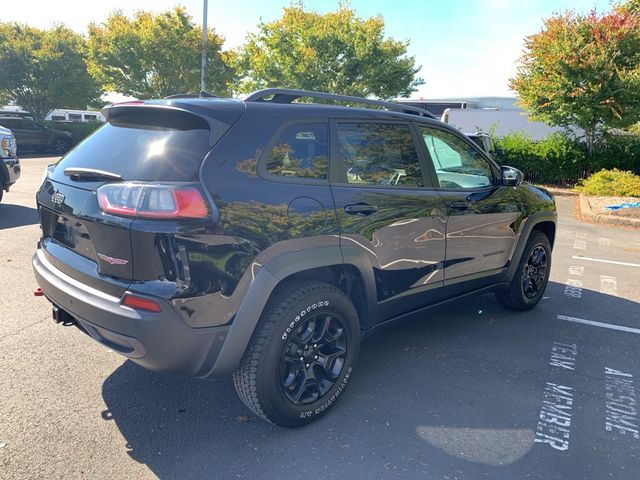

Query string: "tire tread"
[[232, 280, 353, 425]]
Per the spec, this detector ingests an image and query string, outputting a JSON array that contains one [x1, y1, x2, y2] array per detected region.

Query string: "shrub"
[[576, 169, 640, 197], [494, 131, 640, 186], [494, 132, 586, 185], [44, 121, 103, 146], [591, 134, 640, 173]]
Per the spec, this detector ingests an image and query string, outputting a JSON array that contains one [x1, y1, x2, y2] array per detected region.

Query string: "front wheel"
[[495, 231, 551, 311], [233, 280, 360, 427]]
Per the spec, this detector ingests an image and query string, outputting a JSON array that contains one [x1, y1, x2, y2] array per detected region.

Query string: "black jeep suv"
[[32, 89, 556, 427]]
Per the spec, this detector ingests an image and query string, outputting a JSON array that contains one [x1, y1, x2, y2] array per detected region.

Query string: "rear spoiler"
[[102, 102, 244, 146]]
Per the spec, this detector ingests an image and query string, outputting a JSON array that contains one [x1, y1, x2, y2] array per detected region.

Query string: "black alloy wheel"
[[279, 313, 347, 405], [495, 230, 551, 311], [521, 245, 548, 298], [233, 280, 360, 427]]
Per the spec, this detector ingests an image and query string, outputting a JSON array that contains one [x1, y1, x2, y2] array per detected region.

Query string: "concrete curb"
[[578, 194, 640, 227], [533, 185, 578, 197]]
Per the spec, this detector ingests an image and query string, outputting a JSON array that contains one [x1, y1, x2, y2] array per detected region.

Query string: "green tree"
[[87, 7, 234, 98], [234, 3, 424, 99], [0, 24, 100, 123], [510, 6, 640, 155]]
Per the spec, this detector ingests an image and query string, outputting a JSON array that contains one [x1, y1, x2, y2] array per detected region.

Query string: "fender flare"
[[504, 210, 557, 282], [207, 244, 377, 376]]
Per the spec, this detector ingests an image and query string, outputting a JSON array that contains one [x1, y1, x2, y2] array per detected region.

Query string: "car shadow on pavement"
[[100, 282, 640, 479], [0, 203, 38, 229]]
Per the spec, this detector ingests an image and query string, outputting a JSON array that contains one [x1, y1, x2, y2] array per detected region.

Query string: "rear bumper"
[[32, 248, 230, 378]]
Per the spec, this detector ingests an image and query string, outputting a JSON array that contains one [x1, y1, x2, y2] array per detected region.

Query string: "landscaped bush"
[[575, 169, 640, 197], [494, 131, 640, 186], [44, 121, 103, 146], [494, 132, 587, 186], [590, 134, 640, 173]]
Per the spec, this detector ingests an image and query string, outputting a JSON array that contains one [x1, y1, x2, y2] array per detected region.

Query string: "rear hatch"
[[37, 100, 244, 296]]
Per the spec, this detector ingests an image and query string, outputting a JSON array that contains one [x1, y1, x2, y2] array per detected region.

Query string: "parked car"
[[32, 89, 556, 427], [0, 125, 20, 202], [0, 117, 72, 154]]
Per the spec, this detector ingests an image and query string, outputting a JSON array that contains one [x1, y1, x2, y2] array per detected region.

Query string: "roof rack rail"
[[244, 88, 437, 119]]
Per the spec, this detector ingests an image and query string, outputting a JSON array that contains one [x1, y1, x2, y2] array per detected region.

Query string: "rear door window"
[[264, 123, 328, 180], [52, 112, 212, 182], [336, 122, 424, 187]]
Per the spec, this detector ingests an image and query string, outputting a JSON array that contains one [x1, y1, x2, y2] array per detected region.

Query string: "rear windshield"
[[53, 116, 211, 182]]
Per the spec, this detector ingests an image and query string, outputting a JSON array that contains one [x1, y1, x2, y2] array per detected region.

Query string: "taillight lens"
[[97, 183, 209, 219], [122, 293, 162, 312]]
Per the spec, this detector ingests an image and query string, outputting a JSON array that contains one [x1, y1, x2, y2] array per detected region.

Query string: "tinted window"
[[0, 119, 21, 129], [53, 121, 211, 182], [265, 123, 328, 179], [420, 127, 493, 189], [337, 123, 423, 187], [22, 120, 43, 131]]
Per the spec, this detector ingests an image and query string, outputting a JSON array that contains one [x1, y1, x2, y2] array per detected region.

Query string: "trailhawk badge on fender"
[[97, 253, 129, 265]]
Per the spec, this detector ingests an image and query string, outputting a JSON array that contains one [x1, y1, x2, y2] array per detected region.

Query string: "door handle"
[[448, 201, 470, 211], [344, 203, 378, 215]]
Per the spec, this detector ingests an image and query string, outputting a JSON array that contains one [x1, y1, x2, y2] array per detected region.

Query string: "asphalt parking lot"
[[1, 157, 639, 479]]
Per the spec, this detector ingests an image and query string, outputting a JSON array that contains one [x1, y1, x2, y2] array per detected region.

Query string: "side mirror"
[[501, 166, 524, 187]]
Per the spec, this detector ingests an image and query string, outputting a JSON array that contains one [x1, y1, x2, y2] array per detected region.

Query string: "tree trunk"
[[583, 125, 597, 178], [12, 91, 52, 123]]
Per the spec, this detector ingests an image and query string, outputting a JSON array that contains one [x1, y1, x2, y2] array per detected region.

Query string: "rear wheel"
[[233, 280, 360, 427], [495, 231, 551, 311]]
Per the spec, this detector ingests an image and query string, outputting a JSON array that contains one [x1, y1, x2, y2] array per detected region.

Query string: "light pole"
[[200, 0, 208, 95]]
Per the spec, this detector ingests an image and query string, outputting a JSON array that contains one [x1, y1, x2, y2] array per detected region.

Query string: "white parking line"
[[572, 256, 640, 268], [557, 315, 640, 334]]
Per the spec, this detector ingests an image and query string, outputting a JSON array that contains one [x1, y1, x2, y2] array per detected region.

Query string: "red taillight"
[[122, 293, 162, 312], [97, 183, 209, 219]]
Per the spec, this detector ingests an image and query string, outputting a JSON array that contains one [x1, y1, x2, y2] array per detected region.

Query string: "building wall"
[[444, 109, 581, 141]]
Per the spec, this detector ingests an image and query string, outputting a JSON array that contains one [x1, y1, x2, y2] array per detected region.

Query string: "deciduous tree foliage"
[[87, 7, 234, 98], [510, 4, 640, 154], [234, 4, 424, 99], [0, 24, 100, 122]]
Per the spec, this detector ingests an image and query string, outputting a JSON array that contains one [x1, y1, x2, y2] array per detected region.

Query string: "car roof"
[[108, 95, 458, 132]]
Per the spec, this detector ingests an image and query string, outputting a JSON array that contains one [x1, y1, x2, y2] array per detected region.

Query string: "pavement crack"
[[0, 315, 49, 343]]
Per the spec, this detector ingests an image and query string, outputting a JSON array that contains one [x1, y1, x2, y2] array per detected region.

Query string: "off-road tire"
[[233, 280, 360, 427], [495, 231, 551, 311]]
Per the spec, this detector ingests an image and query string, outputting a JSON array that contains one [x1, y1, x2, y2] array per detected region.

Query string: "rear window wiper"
[[63, 167, 124, 181]]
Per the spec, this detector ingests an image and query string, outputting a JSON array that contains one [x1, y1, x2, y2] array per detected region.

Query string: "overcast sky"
[[5, 0, 611, 99]]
